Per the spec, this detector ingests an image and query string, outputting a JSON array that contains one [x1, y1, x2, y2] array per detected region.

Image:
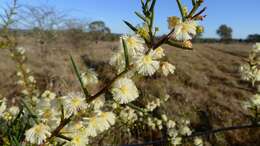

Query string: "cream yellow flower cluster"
[[81, 68, 99, 87], [194, 137, 203, 146], [145, 98, 161, 112], [239, 43, 260, 85], [90, 96, 105, 111], [168, 16, 198, 41], [135, 50, 160, 76], [85, 112, 116, 137], [119, 107, 138, 124], [0, 0, 208, 144], [67, 133, 89, 146], [243, 94, 260, 110], [62, 92, 88, 117], [25, 123, 51, 145], [10, 34, 187, 145], [21, 88, 118, 145], [31, 91, 60, 130], [110, 35, 175, 77], [110, 35, 145, 74], [161, 62, 176, 76], [252, 43, 260, 53], [0, 98, 20, 121], [167, 119, 192, 145], [12, 47, 38, 98], [111, 77, 139, 104], [173, 20, 197, 41], [240, 43, 260, 123]]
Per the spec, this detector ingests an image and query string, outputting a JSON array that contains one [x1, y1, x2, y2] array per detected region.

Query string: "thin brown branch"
[[192, 7, 207, 20], [152, 28, 175, 50], [88, 67, 132, 103], [187, 0, 203, 18], [57, 134, 72, 141], [41, 116, 73, 145]]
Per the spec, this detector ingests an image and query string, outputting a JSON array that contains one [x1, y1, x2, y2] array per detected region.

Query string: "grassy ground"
[[0, 39, 259, 145]]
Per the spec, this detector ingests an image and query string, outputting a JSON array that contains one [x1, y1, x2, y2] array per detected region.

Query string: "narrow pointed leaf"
[[192, 0, 196, 6], [141, 0, 145, 9], [149, 0, 156, 12], [135, 12, 146, 22], [176, 0, 186, 20], [123, 20, 138, 32], [122, 39, 130, 70], [70, 55, 90, 98], [21, 99, 39, 124]]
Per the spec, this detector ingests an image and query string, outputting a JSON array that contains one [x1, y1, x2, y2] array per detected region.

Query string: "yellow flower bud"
[[168, 16, 181, 29], [196, 26, 204, 33], [3, 112, 13, 121], [183, 40, 193, 49], [183, 6, 188, 16], [137, 26, 149, 39]]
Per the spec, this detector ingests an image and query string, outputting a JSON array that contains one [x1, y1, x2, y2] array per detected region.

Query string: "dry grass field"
[[0, 37, 259, 145]]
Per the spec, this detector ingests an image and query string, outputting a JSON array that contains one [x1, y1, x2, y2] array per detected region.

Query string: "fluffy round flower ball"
[[135, 50, 160, 76], [42, 90, 56, 100], [91, 96, 105, 111], [109, 52, 126, 74], [81, 69, 98, 86], [85, 112, 116, 137], [122, 35, 145, 55], [25, 123, 51, 145], [120, 107, 138, 124], [111, 77, 139, 104], [249, 94, 260, 107], [252, 43, 260, 53], [154, 47, 165, 59], [161, 62, 176, 76], [99, 112, 116, 130], [173, 20, 197, 41], [66, 134, 89, 146], [194, 137, 203, 146], [63, 92, 88, 117]]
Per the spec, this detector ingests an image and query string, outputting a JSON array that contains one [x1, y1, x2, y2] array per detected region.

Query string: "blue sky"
[[2, 0, 260, 38]]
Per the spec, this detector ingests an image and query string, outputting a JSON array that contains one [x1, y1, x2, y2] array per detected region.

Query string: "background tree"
[[88, 20, 111, 43], [216, 24, 233, 42], [246, 34, 260, 42], [88, 21, 110, 33]]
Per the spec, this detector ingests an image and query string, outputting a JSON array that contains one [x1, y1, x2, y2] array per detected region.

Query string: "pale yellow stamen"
[[126, 37, 137, 47], [71, 97, 81, 106], [143, 55, 152, 64], [120, 85, 129, 94]]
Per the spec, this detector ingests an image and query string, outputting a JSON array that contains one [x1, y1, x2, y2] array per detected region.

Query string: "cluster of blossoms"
[[80, 68, 99, 87], [0, 97, 20, 121], [11, 47, 38, 99], [239, 43, 260, 86], [110, 35, 176, 77], [0, 43, 180, 145], [0, 0, 207, 145], [168, 16, 198, 42], [241, 43, 260, 117]]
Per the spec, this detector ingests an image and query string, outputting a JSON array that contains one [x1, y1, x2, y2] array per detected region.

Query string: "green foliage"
[[89, 21, 110, 33], [247, 34, 260, 42], [216, 24, 233, 42]]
